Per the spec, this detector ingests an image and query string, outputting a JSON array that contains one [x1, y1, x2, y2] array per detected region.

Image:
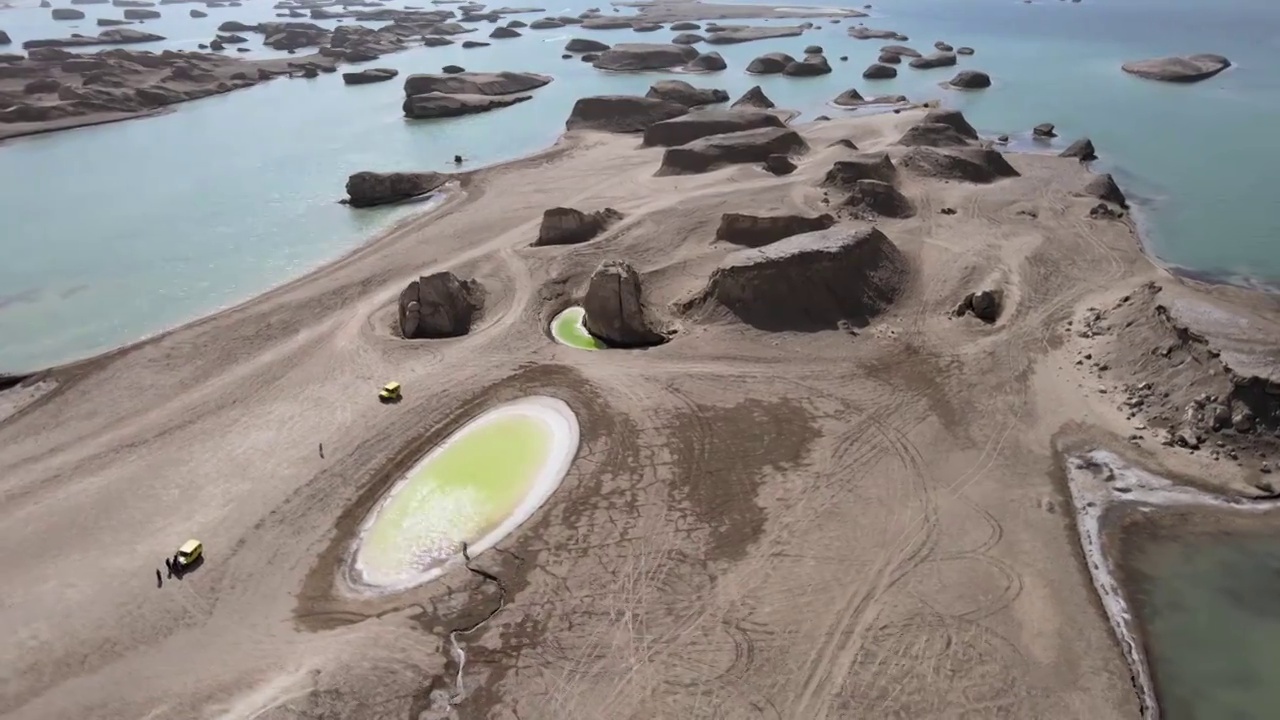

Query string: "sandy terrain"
[[4, 106, 1274, 719]]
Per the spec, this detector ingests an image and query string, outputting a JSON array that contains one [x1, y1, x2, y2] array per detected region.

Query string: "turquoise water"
[[1125, 528, 1280, 719], [2, 0, 1278, 370]]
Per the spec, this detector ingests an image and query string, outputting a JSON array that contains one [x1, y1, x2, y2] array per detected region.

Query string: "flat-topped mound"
[[1121, 54, 1231, 83], [714, 212, 835, 248], [645, 80, 728, 108], [657, 126, 806, 175], [402, 71, 550, 96], [843, 179, 915, 219], [642, 108, 784, 147], [566, 95, 688, 132], [591, 43, 698, 71], [821, 152, 898, 189], [899, 146, 1020, 184], [680, 226, 908, 331]]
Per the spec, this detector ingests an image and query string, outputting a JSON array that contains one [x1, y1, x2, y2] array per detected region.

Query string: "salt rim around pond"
[[348, 396, 579, 594], [549, 306, 606, 351]]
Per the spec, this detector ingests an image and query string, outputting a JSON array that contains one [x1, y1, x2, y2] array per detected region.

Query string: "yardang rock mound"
[[398, 271, 484, 338], [565, 95, 688, 132], [657, 127, 807, 175], [899, 146, 1020, 184], [1121, 54, 1230, 83], [715, 212, 835, 248], [682, 226, 908, 331], [535, 207, 623, 246], [582, 260, 666, 347]]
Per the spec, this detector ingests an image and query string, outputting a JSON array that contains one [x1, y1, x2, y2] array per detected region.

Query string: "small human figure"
[[453, 154, 463, 165], [319, 442, 324, 459], [165, 557, 174, 578], [156, 568, 163, 588]]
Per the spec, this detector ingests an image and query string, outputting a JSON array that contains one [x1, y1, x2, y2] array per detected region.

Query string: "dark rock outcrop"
[[402, 70, 550, 96], [922, 108, 979, 139], [681, 226, 908, 331], [783, 54, 831, 77], [908, 51, 956, 69], [403, 92, 531, 118], [1060, 137, 1097, 161], [23, 28, 165, 48], [745, 52, 793, 74], [877, 51, 901, 64], [879, 44, 920, 58], [862, 63, 896, 79], [489, 26, 520, 38], [535, 206, 623, 246], [764, 154, 796, 175], [896, 122, 974, 148], [51, 8, 87, 19], [0, 31, 9, 47], [565, 95, 688, 132], [947, 69, 990, 89], [343, 67, 398, 84], [730, 85, 773, 109], [686, 51, 725, 71], [848, 26, 901, 40], [345, 170, 447, 207], [843, 179, 915, 219], [122, 8, 160, 18], [671, 32, 703, 45], [703, 25, 804, 44], [714, 212, 835, 247], [582, 260, 666, 347], [956, 46, 974, 55], [1081, 173, 1127, 207], [591, 42, 696, 71], [822, 152, 898, 188], [955, 289, 1001, 322], [1121, 54, 1231, 83], [190, 8, 206, 16], [657, 126, 807, 175], [643, 108, 784, 147], [899, 146, 1020, 184], [1033, 122, 1056, 137], [564, 37, 608, 52], [398, 271, 484, 339], [528, 18, 563, 29], [670, 21, 700, 30], [645, 79, 727, 108]]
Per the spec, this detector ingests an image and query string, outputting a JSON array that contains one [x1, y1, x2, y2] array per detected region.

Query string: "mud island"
[[0, 4, 1276, 718]]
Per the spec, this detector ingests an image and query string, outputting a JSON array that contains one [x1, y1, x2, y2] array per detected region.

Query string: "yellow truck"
[[379, 381, 402, 403], [175, 539, 203, 569]]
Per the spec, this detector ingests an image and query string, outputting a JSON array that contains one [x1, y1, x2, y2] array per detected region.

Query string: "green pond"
[[1125, 528, 1280, 719], [352, 397, 578, 591], [550, 307, 605, 351]]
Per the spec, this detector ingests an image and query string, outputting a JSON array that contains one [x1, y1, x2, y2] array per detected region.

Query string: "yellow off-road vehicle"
[[176, 539, 203, 568], [379, 381, 402, 403]]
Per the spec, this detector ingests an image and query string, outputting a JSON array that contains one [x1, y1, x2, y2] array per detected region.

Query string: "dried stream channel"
[[1066, 451, 1280, 720]]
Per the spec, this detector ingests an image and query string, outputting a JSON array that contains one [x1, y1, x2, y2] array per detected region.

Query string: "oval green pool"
[[550, 306, 605, 351], [350, 396, 579, 592]]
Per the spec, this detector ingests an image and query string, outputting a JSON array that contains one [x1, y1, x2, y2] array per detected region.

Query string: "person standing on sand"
[[156, 568, 162, 588], [164, 557, 173, 578], [319, 442, 324, 459]]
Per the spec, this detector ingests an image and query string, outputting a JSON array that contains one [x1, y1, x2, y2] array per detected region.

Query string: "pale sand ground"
[[3, 108, 1263, 719]]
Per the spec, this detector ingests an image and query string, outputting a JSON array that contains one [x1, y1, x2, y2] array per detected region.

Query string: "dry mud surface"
[[3, 109, 1262, 719]]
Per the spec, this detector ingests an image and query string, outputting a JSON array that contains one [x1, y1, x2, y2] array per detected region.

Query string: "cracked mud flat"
[[3, 109, 1275, 719]]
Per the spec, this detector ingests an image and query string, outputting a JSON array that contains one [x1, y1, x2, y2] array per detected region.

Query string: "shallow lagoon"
[[2, 0, 1279, 370], [1124, 525, 1280, 720], [549, 306, 604, 351], [350, 396, 578, 592]]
